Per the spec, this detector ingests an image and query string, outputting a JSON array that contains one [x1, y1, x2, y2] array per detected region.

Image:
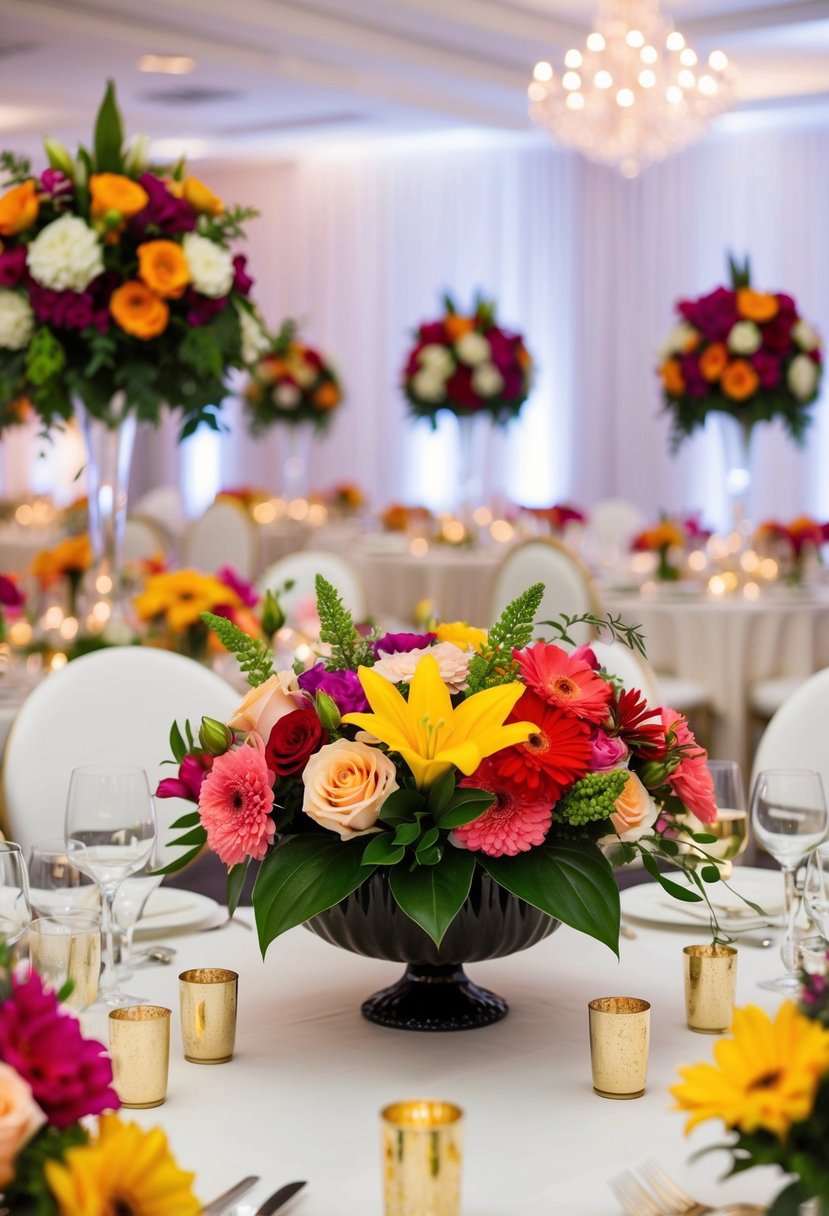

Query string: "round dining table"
[[87, 895, 785, 1216]]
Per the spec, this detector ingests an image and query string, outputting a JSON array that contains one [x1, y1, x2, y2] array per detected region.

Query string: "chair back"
[[588, 638, 661, 705], [257, 550, 367, 622], [132, 485, 186, 539], [750, 666, 829, 799], [183, 500, 259, 580], [123, 515, 170, 565], [2, 648, 239, 866], [489, 538, 600, 645]]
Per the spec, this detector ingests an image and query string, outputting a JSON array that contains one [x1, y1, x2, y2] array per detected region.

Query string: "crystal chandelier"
[[528, 0, 734, 178]]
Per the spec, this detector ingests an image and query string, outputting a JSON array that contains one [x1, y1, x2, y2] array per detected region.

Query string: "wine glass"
[[28, 839, 100, 917], [0, 842, 32, 947], [64, 765, 156, 1008], [803, 844, 829, 942], [750, 769, 829, 993], [705, 760, 749, 863], [112, 836, 165, 980]]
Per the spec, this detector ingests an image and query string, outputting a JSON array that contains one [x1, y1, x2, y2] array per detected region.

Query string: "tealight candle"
[[381, 1100, 464, 1216]]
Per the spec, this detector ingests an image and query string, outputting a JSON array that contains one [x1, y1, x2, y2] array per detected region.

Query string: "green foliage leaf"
[[202, 611, 274, 686], [481, 839, 620, 955], [427, 769, 455, 818], [168, 810, 201, 830], [227, 859, 250, 917], [389, 848, 475, 946], [466, 582, 544, 693], [8, 1123, 88, 1215], [26, 327, 65, 387], [169, 720, 187, 765], [253, 835, 373, 954], [93, 80, 124, 173], [152, 843, 203, 875], [767, 1181, 808, 1216], [180, 326, 224, 378], [433, 792, 494, 830], [361, 834, 406, 867], [314, 575, 373, 670], [639, 851, 704, 902], [392, 822, 422, 847], [378, 787, 425, 824]]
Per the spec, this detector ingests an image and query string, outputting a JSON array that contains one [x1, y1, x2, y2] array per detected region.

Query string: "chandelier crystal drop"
[[528, 0, 734, 178]]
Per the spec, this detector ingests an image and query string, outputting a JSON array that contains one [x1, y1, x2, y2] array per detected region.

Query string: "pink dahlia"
[[514, 642, 613, 724], [452, 757, 552, 857], [661, 707, 717, 824], [198, 735, 276, 866], [0, 970, 118, 1128]]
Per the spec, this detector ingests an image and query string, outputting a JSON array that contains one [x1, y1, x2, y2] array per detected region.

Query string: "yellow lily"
[[343, 653, 537, 789]]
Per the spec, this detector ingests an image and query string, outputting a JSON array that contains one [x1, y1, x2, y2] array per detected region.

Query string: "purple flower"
[[217, 565, 258, 608], [761, 312, 795, 354], [157, 754, 212, 802], [589, 730, 629, 772], [680, 353, 708, 398], [233, 254, 254, 296], [0, 246, 27, 287], [132, 173, 196, 235], [0, 575, 24, 611], [297, 663, 369, 714], [40, 169, 74, 202], [185, 289, 227, 327], [374, 631, 436, 656], [678, 287, 738, 343], [752, 350, 781, 389]]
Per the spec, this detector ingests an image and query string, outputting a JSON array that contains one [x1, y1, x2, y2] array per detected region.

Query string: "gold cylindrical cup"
[[588, 996, 651, 1099], [108, 1005, 171, 1108], [683, 944, 738, 1034], [178, 968, 238, 1064], [381, 1099, 464, 1216], [28, 913, 101, 1011]]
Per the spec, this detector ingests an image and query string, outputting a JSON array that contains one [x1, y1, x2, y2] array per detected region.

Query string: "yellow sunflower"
[[44, 1114, 200, 1215], [672, 1002, 829, 1139], [133, 569, 241, 633]]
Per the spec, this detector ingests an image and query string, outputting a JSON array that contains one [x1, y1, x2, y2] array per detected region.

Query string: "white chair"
[[122, 514, 170, 565], [2, 648, 239, 867], [183, 500, 259, 580], [588, 498, 645, 550], [751, 667, 829, 796], [749, 675, 807, 724], [257, 550, 367, 623], [588, 638, 661, 704], [489, 538, 601, 645], [132, 485, 187, 540]]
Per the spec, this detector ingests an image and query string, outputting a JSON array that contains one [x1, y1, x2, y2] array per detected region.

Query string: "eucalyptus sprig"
[[540, 611, 647, 657], [202, 611, 274, 687], [466, 581, 544, 693]]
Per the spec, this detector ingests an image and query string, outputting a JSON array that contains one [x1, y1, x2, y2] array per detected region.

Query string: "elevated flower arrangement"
[[659, 257, 823, 450], [402, 294, 533, 425], [159, 578, 725, 991], [244, 319, 342, 434], [133, 565, 260, 661], [754, 516, 828, 583]]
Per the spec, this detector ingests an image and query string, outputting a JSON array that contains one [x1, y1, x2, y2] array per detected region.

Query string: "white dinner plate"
[[134, 888, 220, 935], [621, 866, 784, 933]]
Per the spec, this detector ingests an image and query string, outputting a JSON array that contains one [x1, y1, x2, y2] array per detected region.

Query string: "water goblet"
[[112, 837, 165, 980], [28, 839, 100, 917], [803, 844, 829, 942], [65, 765, 156, 1009], [750, 769, 829, 993], [0, 842, 31, 947]]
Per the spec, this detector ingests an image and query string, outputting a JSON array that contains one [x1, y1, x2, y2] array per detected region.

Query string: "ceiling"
[[1, 0, 828, 161]]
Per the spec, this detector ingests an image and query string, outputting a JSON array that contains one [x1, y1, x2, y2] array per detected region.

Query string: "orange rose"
[[0, 180, 39, 236], [444, 314, 475, 341], [110, 280, 169, 339], [137, 240, 190, 299], [313, 382, 340, 410], [660, 357, 685, 396], [736, 288, 779, 324], [698, 342, 728, 382], [89, 174, 149, 220], [181, 177, 224, 215], [721, 359, 760, 402]]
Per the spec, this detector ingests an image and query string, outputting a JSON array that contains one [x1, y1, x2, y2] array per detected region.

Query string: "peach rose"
[[228, 670, 302, 740], [302, 739, 398, 838], [0, 1063, 46, 1186], [0, 180, 39, 237], [603, 772, 659, 844]]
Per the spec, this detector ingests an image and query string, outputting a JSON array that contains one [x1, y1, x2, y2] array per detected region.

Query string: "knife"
[[201, 1176, 260, 1215], [255, 1181, 307, 1215]]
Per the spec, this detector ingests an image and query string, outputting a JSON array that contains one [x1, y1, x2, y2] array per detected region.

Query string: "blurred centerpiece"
[[0, 81, 267, 621], [244, 319, 343, 502]]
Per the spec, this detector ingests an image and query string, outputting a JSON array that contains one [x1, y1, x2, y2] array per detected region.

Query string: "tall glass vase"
[[75, 395, 137, 626], [279, 422, 314, 502], [455, 412, 490, 532], [715, 412, 755, 531]]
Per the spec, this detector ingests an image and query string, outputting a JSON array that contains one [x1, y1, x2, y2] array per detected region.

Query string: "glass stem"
[[99, 884, 119, 993], [781, 866, 799, 976], [118, 922, 137, 981]]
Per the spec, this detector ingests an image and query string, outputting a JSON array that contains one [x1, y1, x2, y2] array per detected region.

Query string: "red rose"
[[266, 708, 328, 776]]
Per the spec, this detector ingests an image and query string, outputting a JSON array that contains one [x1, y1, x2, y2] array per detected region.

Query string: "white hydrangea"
[[27, 215, 104, 293], [183, 233, 234, 299], [792, 319, 821, 353], [237, 306, 270, 365], [658, 321, 697, 360], [273, 383, 301, 410], [0, 290, 34, 350], [471, 361, 504, 397], [727, 321, 762, 356], [418, 343, 454, 376], [411, 369, 447, 403], [788, 353, 819, 401], [455, 331, 491, 366]]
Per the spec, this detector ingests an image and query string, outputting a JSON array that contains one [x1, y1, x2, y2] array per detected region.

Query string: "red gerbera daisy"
[[453, 757, 553, 857], [612, 687, 668, 758], [488, 689, 591, 801], [513, 641, 613, 724]]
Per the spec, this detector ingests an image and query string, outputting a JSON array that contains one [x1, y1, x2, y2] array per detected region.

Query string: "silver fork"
[[611, 1161, 714, 1216], [611, 1170, 667, 1216]]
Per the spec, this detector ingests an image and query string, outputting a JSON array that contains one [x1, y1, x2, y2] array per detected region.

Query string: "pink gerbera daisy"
[[452, 757, 553, 857], [662, 706, 718, 824], [513, 641, 613, 725], [198, 735, 276, 866]]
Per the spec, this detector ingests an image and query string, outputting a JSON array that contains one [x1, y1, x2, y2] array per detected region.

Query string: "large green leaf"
[[389, 849, 475, 946], [480, 840, 620, 956], [226, 858, 251, 918], [252, 835, 372, 956], [93, 80, 124, 173]]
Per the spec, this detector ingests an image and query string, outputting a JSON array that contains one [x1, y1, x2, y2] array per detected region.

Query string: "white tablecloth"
[[0, 524, 60, 575], [354, 547, 503, 625], [96, 901, 785, 1215], [605, 588, 829, 772]]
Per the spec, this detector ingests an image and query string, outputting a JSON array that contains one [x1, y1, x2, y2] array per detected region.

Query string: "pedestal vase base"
[[361, 963, 507, 1031]]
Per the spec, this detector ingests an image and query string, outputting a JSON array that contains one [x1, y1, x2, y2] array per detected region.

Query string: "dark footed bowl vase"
[[305, 871, 559, 1032]]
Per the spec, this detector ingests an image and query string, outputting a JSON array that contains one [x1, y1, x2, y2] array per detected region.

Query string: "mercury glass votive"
[[683, 944, 738, 1034], [108, 1005, 171, 1108], [381, 1099, 464, 1216], [28, 913, 101, 1011], [178, 968, 238, 1064], [588, 996, 651, 1099]]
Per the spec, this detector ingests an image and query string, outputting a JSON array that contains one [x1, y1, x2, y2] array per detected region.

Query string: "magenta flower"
[[0, 247, 27, 287], [217, 566, 258, 608], [132, 173, 196, 234], [588, 729, 628, 771], [40, 169, 73, 202], [678, 286, 738, 343], [233, 254, 254, 296], [157, 753, 212, 802], [0, 971, 118, 1128], [0, 575, 24, 611], [198, 736, 276, 866], [185, 289, 227, 327], [374, 631, 436, 656], [297, 664, 368, 714]]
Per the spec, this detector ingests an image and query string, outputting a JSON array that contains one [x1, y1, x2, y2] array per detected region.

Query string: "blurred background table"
[[351, 543, 503, 624]]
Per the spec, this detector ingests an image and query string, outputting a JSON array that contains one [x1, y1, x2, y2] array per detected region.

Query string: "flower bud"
[[123, 133, 150, 176], [103, 208, 123, 230], [637, 760, 671, 789], [314, 691, 341, 732], [199, 716, 233, 755], [261, 589, 285, 638], [43, 138, 75, 178]]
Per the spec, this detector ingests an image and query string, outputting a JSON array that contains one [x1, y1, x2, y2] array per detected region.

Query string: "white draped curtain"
[[20, 121, 829, 529]]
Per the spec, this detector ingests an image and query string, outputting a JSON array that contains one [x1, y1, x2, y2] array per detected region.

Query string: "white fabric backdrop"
[[12, 123, 828, 527]]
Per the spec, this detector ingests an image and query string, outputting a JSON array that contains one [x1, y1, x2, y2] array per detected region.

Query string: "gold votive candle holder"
[[588, 996, 651, 1099], [108, 1005, 171, 1108], [178, 968, 238, 1064], [381, 1099, 464, 1216], [683, 944, 738, 1034], [28, 913, 101, 1012]]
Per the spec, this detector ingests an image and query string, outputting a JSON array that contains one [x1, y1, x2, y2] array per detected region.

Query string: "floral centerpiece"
[[0, 944, 199, 1214], [519, 502, 587, 534], [380, 502, 432, 533], [159, 576, 723, 1027], [133, 565, 259, 660], [659, 257, 823, 451], [402, 294, 533, 425], [672, 1000, 829, 1215], [632, 517, 688, 582], [754, 517, 828, 585], [244, 319, 342, 434], [322, 483, 365, 515], [30, 534, 92, 616]]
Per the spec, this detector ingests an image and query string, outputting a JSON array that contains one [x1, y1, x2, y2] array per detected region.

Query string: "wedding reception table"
[[604, 587, 829, 772], [97, 901, 785, 1215], [352, 544, 504, 624]]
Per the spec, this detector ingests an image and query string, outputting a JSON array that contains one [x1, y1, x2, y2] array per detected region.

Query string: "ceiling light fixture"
[[138, 54, 196, 75], [528, 0, 733, 178]]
